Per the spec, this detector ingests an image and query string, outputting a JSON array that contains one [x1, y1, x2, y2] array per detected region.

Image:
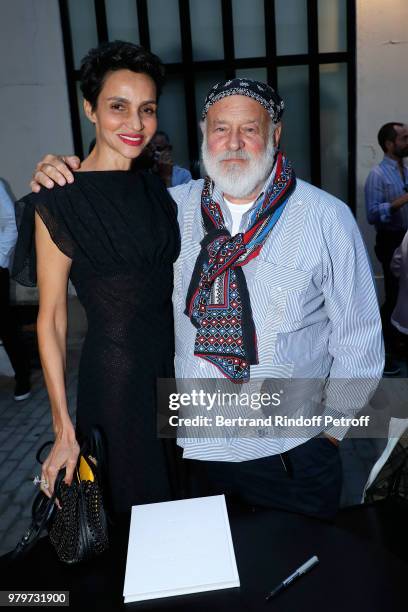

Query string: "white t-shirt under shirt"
[[223, 197, 255, 235]]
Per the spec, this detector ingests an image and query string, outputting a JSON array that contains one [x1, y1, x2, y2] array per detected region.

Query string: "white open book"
[[123, 495, 240, 603]]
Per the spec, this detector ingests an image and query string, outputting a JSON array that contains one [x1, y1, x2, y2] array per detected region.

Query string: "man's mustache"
[[213, 150, 253, 162]]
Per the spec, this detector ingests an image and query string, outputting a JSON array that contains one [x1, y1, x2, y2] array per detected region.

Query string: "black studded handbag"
[[11, 426, 109, 564]]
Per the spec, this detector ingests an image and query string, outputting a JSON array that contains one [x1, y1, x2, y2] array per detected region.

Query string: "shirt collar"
[[381, 155, 408, 170]]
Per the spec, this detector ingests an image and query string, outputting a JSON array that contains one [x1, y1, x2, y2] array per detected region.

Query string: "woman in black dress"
[[13, 42, 180, 514]]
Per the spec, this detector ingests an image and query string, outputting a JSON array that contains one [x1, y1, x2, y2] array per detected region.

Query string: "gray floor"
[[0, 346, 79, 556], [0, 346, 405, 557]]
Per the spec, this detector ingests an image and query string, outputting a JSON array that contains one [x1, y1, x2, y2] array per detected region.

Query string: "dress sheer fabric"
[[13, 171, 181, 513]]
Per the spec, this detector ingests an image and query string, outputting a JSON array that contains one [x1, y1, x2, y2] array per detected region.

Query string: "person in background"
[[365, 122, 408, 375], [138, 130, 192, 187], [390, 229, 408, 352], [0, 179, 31, 400]]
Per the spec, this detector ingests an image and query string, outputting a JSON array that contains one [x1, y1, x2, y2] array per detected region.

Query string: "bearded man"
[[365, 122, 408, 375], [28, 79, 383, 519]]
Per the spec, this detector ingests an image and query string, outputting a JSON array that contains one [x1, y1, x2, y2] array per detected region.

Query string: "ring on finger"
[[33, 475, 49, 488], [41, 476, 49, 489]]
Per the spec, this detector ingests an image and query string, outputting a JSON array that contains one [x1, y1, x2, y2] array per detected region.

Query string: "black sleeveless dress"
[[13, 171, 181, 513]]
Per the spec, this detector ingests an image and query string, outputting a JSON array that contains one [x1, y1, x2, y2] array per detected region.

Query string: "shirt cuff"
[[320, 406, 351, 441], [324, 424, 350, 441]]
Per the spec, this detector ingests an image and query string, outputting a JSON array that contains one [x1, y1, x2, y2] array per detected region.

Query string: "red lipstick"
[[118, 133, 145, 147]]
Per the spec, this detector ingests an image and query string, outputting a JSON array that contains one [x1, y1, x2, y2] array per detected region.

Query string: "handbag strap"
[[35, 440, 53, 464], [10, 470, 66, 562]]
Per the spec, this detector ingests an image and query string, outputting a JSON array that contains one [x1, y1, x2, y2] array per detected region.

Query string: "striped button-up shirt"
[[365, 156, 408, 231], [169, 171, 384, 461], [0, 180, 18, 270]]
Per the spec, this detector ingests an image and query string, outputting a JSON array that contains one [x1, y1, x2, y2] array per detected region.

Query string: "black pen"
[[265, 555, 319, 601]]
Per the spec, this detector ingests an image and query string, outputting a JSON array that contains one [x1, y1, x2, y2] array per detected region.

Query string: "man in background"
[[137, 130, 192, 188], [0, 179, 31, 401], [365, 122, 408, 375]]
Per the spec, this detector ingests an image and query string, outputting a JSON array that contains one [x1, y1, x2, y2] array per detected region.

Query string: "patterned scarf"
[[185, 152, 296, 382]]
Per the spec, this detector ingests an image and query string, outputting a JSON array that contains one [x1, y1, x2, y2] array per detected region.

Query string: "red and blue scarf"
[[185, 152, 296, 382]]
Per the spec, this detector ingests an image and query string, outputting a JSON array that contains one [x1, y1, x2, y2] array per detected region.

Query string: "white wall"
[[1, 0, 407, 300], [0, 0, 73, 200], [356, 0, 408, 292], [0, 0, 74, 304]]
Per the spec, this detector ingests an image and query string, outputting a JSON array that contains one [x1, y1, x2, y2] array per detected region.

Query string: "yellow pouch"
[[77, 455, 95, 482]]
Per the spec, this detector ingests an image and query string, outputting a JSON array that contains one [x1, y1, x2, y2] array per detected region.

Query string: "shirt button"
[[276, 286, 282, 292]]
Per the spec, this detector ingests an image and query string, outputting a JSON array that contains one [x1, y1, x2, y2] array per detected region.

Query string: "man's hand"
[[323, 433, 340, 447], [30, 154, 81, 192], [391, 192, 408, 212]]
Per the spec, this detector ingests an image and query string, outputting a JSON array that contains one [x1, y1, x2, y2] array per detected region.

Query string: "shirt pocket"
[[253, 259, 313, 330]]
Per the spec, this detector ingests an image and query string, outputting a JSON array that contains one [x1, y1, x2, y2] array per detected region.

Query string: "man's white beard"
[[201, 130, 276, 199]]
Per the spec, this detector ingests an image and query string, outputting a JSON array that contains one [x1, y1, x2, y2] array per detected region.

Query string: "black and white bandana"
[[201, 78, 285, 123]]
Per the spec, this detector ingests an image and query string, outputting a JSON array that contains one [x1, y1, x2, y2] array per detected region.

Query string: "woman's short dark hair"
[[80, 40, 165, 109]]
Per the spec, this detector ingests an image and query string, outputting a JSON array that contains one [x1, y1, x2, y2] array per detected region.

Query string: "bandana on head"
[[185, 152, 296, 383], [201, 78, 285, 124]]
